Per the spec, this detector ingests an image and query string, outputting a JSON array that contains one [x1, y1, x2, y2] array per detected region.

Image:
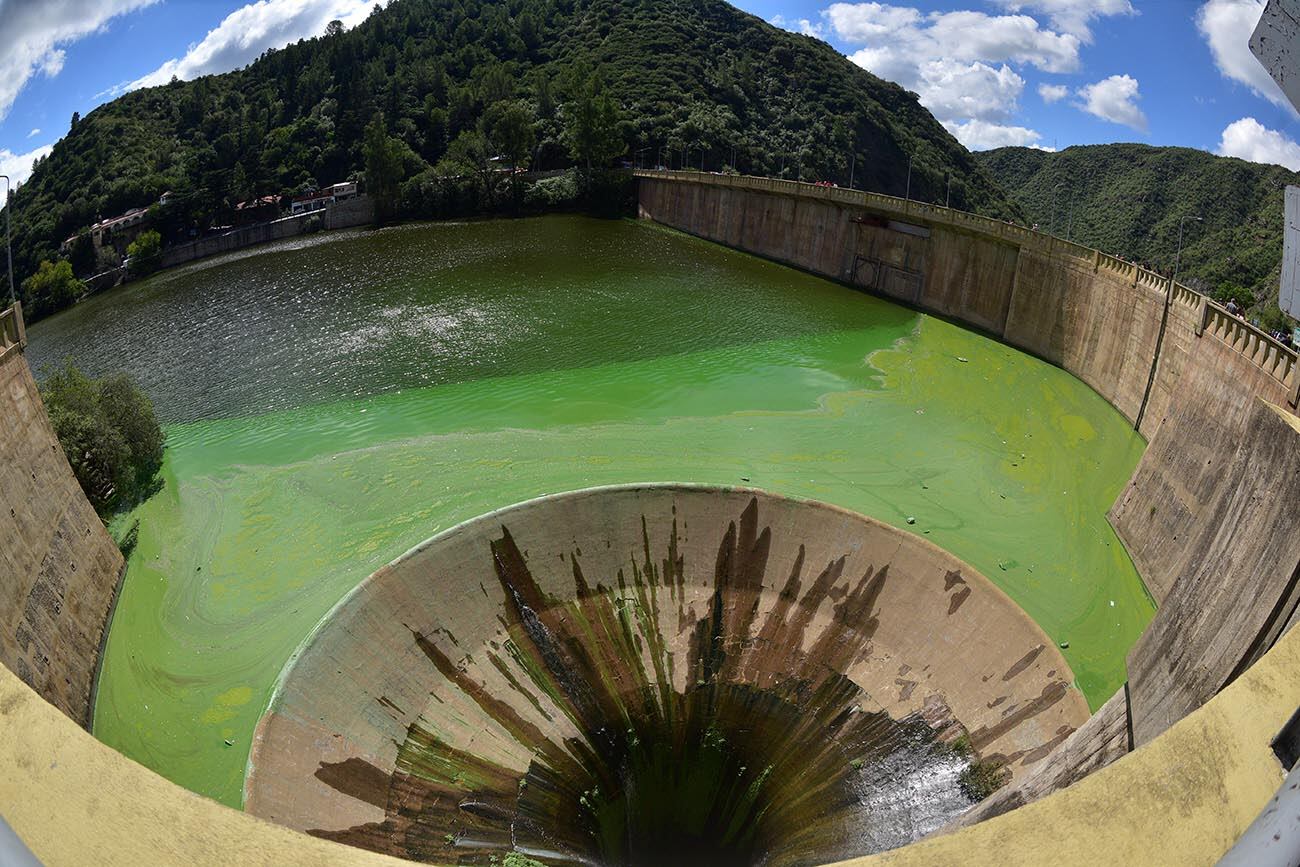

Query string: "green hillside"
[[978, 143, 1297, 326], [5, 0, 1017, 322]]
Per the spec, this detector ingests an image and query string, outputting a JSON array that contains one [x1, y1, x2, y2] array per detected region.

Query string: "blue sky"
[[1, 0, 1299, 186]]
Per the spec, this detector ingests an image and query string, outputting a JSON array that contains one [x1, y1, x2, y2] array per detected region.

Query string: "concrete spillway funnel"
[[245, 484, 1086, 865]]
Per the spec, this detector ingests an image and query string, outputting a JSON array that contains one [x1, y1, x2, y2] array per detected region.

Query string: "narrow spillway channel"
[[25, 214, 1152, 806]]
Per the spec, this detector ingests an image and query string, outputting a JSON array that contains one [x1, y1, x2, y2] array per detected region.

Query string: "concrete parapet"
[[1205, 303, 1297, 389], [0, 303, 25, 363]]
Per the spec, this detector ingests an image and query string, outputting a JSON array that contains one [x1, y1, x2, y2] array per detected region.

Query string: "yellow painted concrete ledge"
[[2, 621, 1298, 866]]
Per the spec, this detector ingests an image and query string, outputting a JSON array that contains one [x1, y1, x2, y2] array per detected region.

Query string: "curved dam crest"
[[23, 214, 1151, 807]]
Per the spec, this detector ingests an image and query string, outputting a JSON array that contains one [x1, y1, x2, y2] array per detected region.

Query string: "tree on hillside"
[[126, 230, 162, 278], [479, 64, 514, 105], [978, 144, 1300, 317], [423, 101, 450, 164], [437, 130, 492, 191], [22, 260, 84, 316], [483, 100, 536, 172], [565, 76, 624, 175], [534, 69, 556, 120], [673, 101, 740, 171], [364, 113, 410, 224]]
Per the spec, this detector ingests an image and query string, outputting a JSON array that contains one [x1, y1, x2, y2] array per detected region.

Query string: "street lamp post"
[[0, 175, 13, 306], [849, 151, 856, 190], [1136, 214, 1202, 430], [905, 154, 913, 202], [1051, 182, 1063, 233], [945, 172, 952, 208]]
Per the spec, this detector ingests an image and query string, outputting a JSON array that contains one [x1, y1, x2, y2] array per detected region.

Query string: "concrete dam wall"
[[635, 173, 1296, 444], [636, 170, 1300, 818], [2, 167, 1300, 864], [0, 304, 123, 727], [159, 195, 375, 271]]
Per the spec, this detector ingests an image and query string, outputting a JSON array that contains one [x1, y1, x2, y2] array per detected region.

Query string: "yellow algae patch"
[[1058, 413, 1097, 442], [201, 686, 253, 725]]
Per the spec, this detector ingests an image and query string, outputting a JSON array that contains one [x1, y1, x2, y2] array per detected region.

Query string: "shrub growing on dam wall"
[[40, 363, 164, 517]]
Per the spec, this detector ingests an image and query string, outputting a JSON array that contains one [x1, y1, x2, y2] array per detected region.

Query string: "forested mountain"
[[978, 144, 1297, 327], [5, 0, 1018, 321]]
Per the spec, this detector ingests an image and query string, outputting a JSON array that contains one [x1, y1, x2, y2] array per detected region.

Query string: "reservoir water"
[[25, 214, 1152, 807]]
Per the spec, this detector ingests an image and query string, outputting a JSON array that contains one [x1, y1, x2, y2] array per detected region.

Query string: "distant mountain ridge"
[[5, 0, 1017, 322], [977, 143, 1298, 320]]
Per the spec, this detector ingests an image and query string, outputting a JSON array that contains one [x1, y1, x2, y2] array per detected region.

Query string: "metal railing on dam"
[[634, 169, 1298, 401]]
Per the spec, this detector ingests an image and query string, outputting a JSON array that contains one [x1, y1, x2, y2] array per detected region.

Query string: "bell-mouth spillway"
[[245, 484, 1087, 866]]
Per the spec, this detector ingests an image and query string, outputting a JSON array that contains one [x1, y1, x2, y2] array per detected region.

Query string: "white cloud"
[[27, 128, 41, 138], [824, 2, 923, 43], [990, 0, 1135, 41], [1217, 116, 1300, 170], [1197, 0, 1293, 111], [129, 0, 372, 90], [770, 15, 827, 38], [826, 2, 1084, 145], [1038, 83, 1068, 103], [943, 119, 1051, 150], [0, 143, 55, 187], [826, 4, 1081, 74], [0, 0, 159, 122], [914, 60, 1025, 123], [1076, 74, 1148, 131]]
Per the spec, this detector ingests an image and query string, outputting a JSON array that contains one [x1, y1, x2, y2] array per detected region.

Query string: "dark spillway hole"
[[510, 681, 982, 867], [308, 501, 1010, 866], [315, 649, 991, 867]]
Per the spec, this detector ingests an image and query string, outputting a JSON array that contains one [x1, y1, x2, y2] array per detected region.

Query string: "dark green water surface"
[[25, 215, 1151, 807]]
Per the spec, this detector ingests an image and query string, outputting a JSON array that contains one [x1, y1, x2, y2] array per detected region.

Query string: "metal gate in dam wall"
[[0, 169, 1299, 863]]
